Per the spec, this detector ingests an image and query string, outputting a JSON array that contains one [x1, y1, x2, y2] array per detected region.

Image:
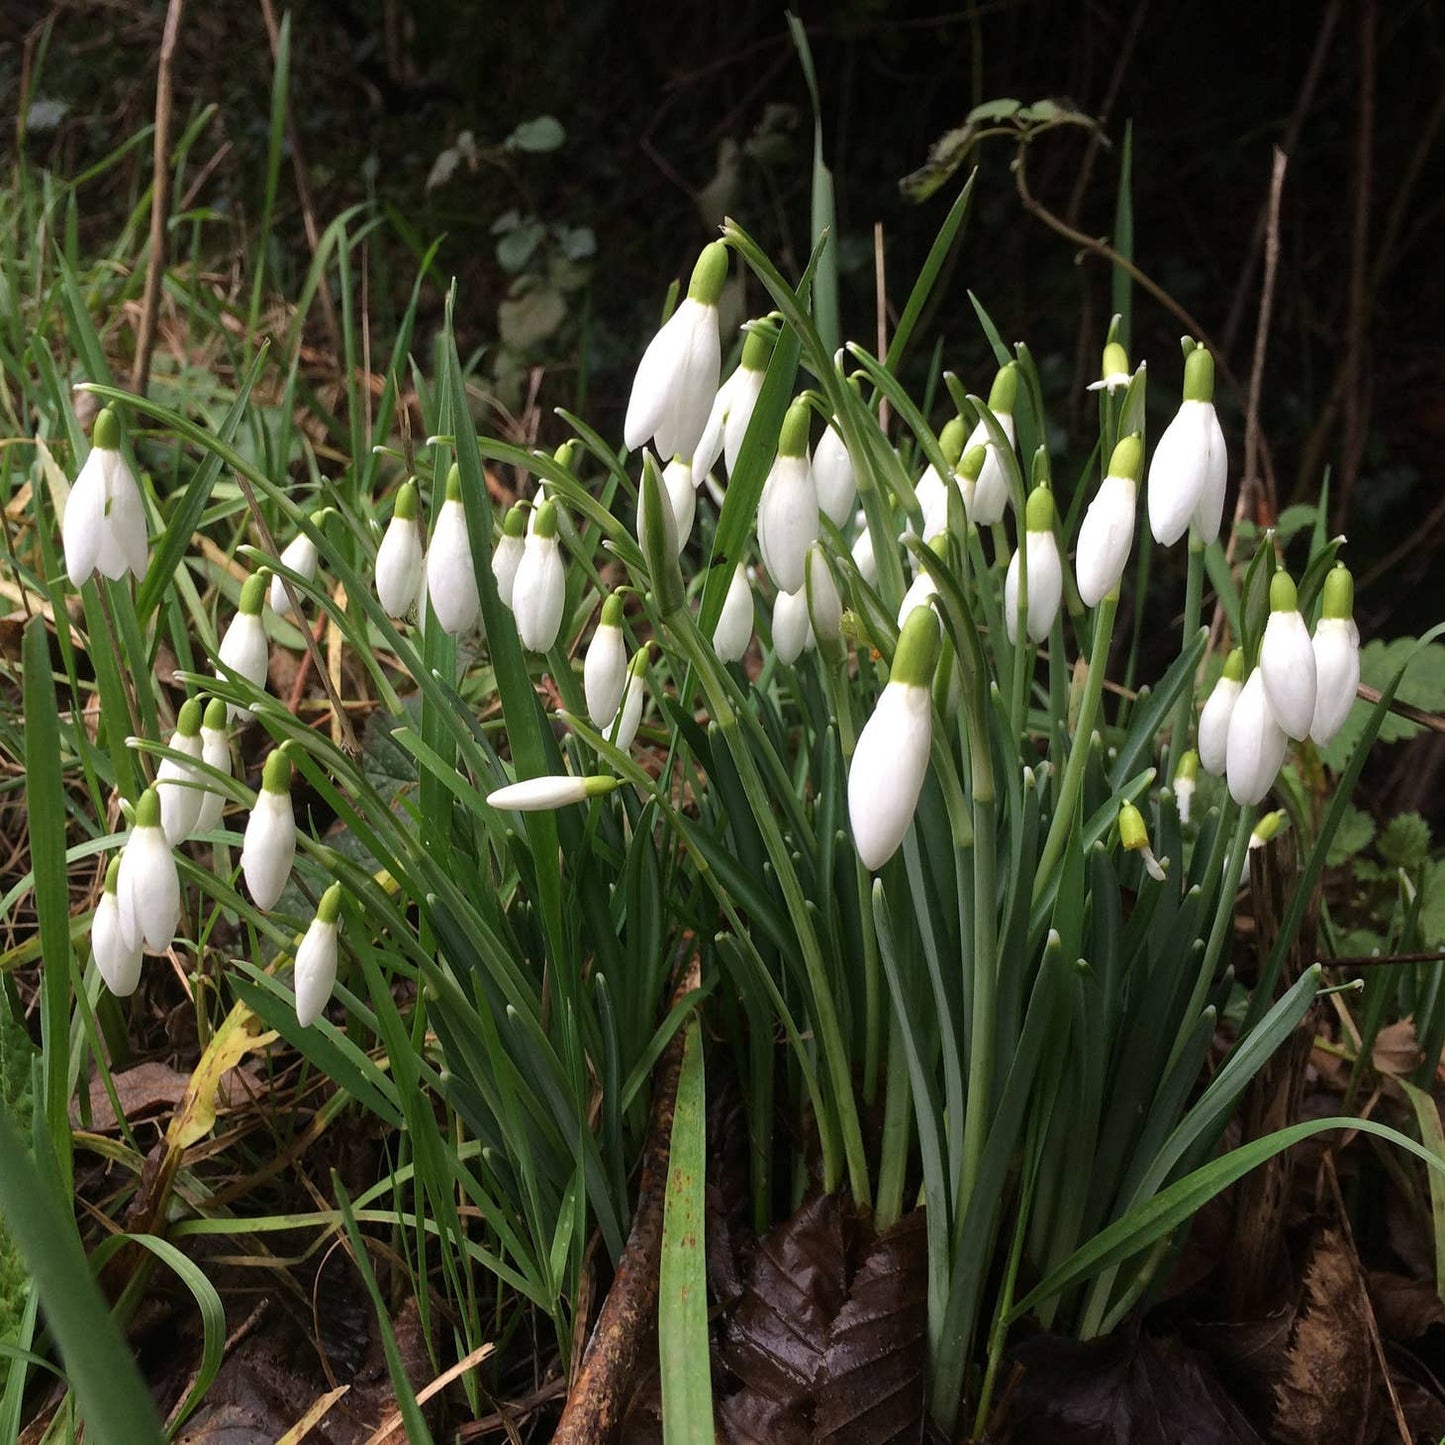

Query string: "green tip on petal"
[[203, 697, 229, 729], [1025, 484, 1056, 532], [600, 592, 625, 627], [1100, 341, 1130, 379], [135, 788, 162, 830], [1106, 432, 1144, 483], [104, 855, 122, 893], [687, 240, 729, 306], [533, 500, 559, 539], [1222, 647, 1245, 682], [939, 416, 966, 466], [627, 648, 649, 679], [239, 572, 269, 615], [740, 322, 775, 372], [261, 747, 292, 794], [92, 406, 122, 451], [891, 606, 942, 688], [553, 439, 579, 470], [1322, 563, 1355, 620], [988, 362, 1019, 413], [958, 443, 987, 482], [393, 480, 419, 522], [1269, 570, 1298, 614], [502, 504, 527, 538], [583, 775, 620, 800], [1174, 748, 1199, 784], [444, 464, 463, 503], [316, 883, 343, 926], [1118, 801, 1150, 852], [177, 696, 204, 736], [1183, 345, 1215, 403], [778, 400, 811, 458], [308, 507, 330, 528], [1253, 809, 1287, 843]]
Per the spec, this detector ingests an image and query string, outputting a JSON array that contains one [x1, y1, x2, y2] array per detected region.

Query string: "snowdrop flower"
[[585, 593, 628, 730], [849, 606, 941, 870], [963, 363, 1019, 526], [63, 406, 148, 586], [915, 417, 966, 538], [93, 856, 142, 997], [714, 563, 754, 664], [624, 241, 727, 462], [772, 584, 811, 665], [610, 652, 649, 752], [491, 504, 527, 610], [428, 465, 481, 636], [1226, 667, 1288, 806], [1173, 749, 1199, 825], [639, 455, 695, 555], [756, 401, 818, 594], [1239, 810, 1287, 887], [804, 543, 842, 659], [488, 774, 620, 812], [294, 884, 342, 1027], [813, 418, 857, 528], [156, 696, 206, 845], [1118, 800, 1167, 882], [216, 571, 271, 721], [242, 748, 296, 912], [1147, 344, 1227, 547], [269, 512, 324, 618], [1075, 434, 1144, 607], [193, 699, 231, 835], [376, 480, 425, 620], [956, 443, 986, 526], [117, 788, 180, 954], [1004, 484, 1064, 645], [1198, 649, 1244, 776], [695, 321, 772, 480], [1087, 340, 1134, 395], [1259, 570, 1317, 741], [851, 515, 879, 588], [896, 536, 943, 629], [1310, 564, 1361, 746], [512, 500, 567, 653]]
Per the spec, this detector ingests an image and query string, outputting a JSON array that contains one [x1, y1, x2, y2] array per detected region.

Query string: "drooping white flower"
[[1147, 344, 1228, 547], [117, 788, 180, 954], [1086, 340, 1134, 395], [624, 242, 727, 462], [772, 585, 811, 665], [804, 543, 842, 656], [756, 401, 818, 595], [294, 884, 342, 1027], [512, 500, 567, 653], [1238, 810, 1288, 887], [636, 454, 695, 555], [1310, 564, 1361, 746], [714, 563, 755, 664], [851, 514, 879, 588], [1118, 800, 1167, 882], [488, 774, 620, 812], [695, 321, 772, 480], [491, 504, 527, 611], [1004, 485, 1064, 644], [269, 517, 323, 618], [1173, 748, 1199, 826], [609, 652, 648, 752], [897, 561, 939, 629], [963, 363, 1019, 526], [376, 480, 425, 619], [1198, 649, 1244, 775], [585, 593, 628, 730], [242, 748, 296, 912], [216, 571, 271, 722], [93, 855, 142, 997], [813, 419, 857, 528], [63, 407, 148, 586], [1075, 434, 1144, 607], [915, 417, 966, 540], [1226, 667, 1288, 806], [427, 465, 482, 636], [1259, 571, 1317, 741], [156, 696, 206, 845], [848, 607, 941, 870], [193, 698, 231, 835]]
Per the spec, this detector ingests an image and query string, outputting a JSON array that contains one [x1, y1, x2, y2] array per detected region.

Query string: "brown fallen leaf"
[[1273, 1229, 1380, 1445], [74, 1060, 259, 1134], [1364, 1269, 1444, 1340]]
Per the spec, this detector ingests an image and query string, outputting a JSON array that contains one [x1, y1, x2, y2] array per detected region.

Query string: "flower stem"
[[1164, 539, 1205, 783]]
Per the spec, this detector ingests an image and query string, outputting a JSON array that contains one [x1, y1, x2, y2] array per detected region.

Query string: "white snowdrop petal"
[[294, 920, 339, 1027], [848, 681, 933, 870], [427, 499, 481, 635], [772, 586, 811, 665], [93, 891, 143, 997], [1226, 670, 1288, 805], [376, 518, 425, 618], [713, 564, 754, 663], [1259, 609, 1317, 741], [1310, 617, 1360, 746], [584, 625, 628, 730], [756, 454, 817, 595], [1075, 474, 1137, 607], [1198, 675, 1241, 776], [241, 790, 297, 911]]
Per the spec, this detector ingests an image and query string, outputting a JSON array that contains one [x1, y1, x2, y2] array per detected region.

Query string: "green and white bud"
[[242, 747, 296, 911], [294, 884, 342, 1027], [117, 788, 180, 954], [964, 363, 1018, 526], [757, 400, 818, 594], [487, 774, 619, 812], [216, 571, 271, 721], [376, 480, 425, 619], [1259, 571, 1317, 740], [585, 594, 628, 730], [157, 696, 206, 844], [512, 500, 567, 653], [427, 466, 482, 636], [1075, 434, 1143, 607], [93, 855, 143, 997], [1198, 648, 1244, 776], [1310, 564, 1360, 746], [194, 698, 231, 835]]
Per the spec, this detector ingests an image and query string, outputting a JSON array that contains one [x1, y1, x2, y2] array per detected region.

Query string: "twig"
[[1241, 148, 1287, 524], [131, 0, 186, 398], [1323, 950, 1445, 969], [1354, 683, 1445, 736]]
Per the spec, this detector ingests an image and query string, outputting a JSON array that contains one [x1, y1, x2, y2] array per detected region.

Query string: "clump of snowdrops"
[[61, 203, 1438, 1434]]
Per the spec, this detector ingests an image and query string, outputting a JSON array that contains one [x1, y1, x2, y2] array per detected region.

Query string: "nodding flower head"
[[241, 746, 297, 912], [1147, 345, 1227, 547], [963, 363, 1018, 526], [376, 480, 425, 620], [512, 500, 567, 653], [117, 788, 180, 955], [93, 855, 143, 998], [756, 400, 818, 595], [427, 466, 482, 636], [270, 512, 325, 618], [695, 320, 772, 480], [1310, 564, 1360, 746], [1198, 648, 1244, 776], [491, 504, 527, 611], [1004, 484, 1063, 645], [157, 696, 206, 845], [1075, 434, 1143, 608], [294, 884, 342, 1027], [63, 407, 148, 587], [1259, 570, 1317, 741], [584, 593, 628, 731], [487, 773, 619, 812], [714, 563, 755, 664], [216, 571, 272, 721], [1226, 666, 1288, 806]]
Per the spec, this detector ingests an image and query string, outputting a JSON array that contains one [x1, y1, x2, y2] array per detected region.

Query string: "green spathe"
[[533, 500, 559, 540], [1321, 563, 1355, 620], [1106, 433, 1144, 483], [891, 606, 941, 689], [940, 416, 966, 466], [238, 571, 269, 615], [260, 747, 292, 795], [135, 787, 162, 830], [778, 400, 811, 459], [988, 362, 1019, 414], [92, 406, 121, 451], [1269, 571, 1298, 614], [639, 455, 684, 616], [444, 463, 463, 503], [393, 479, 419, 522], [176, 696, 203, 737], [1222, 646, 1245, 682], [1183, 345, 1215, 404], [686, 241, 729, 307], [1024, 484, 1056, 532], [203, 697, 228, 729]]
